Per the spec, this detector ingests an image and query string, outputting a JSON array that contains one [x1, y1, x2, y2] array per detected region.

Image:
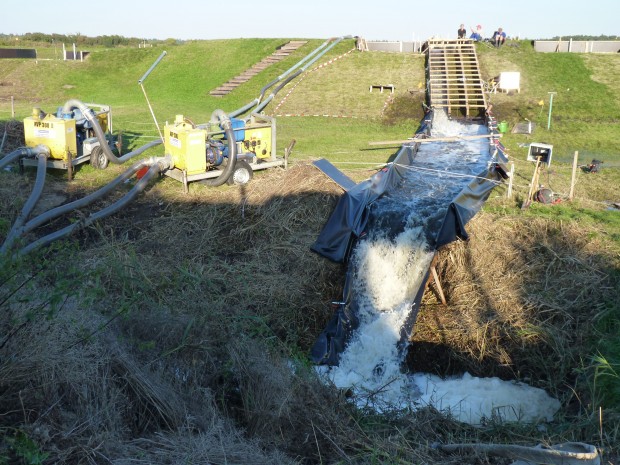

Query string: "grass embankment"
[[1, 38, 619, 464], [476, 40, 620, 165]]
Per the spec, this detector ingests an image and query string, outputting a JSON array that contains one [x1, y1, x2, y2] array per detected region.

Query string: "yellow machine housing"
[[24, 112, 77, 162], [242, 124, 272, 160], [96, 112, 109, 133], [164, 116, 207, 175]]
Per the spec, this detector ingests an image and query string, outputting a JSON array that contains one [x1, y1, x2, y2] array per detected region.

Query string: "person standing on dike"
[[458, 24, 466, 39]]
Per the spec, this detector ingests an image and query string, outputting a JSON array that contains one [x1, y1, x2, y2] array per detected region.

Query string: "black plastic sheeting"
[[310, 109, 509, 366], [0, 49, 36, 59]]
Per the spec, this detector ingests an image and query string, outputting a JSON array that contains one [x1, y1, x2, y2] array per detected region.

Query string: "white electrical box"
[[527, 143, 553, 166]]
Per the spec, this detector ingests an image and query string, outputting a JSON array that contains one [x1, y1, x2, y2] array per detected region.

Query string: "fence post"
[[569, 151, 579, 200], [11, 96, 14, 118], [507, 162, 514, 199]]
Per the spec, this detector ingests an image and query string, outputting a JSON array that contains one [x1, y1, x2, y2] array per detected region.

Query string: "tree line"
[[0, 32, 178, 48], [545, 34, 619, 41]]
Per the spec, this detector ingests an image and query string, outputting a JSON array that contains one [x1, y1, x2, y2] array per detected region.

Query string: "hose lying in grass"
[[437, 442, 600, 465], [19, 156, 172, 256], [0, 151, 49, 254], [0, 144, 49, 171], [0, 156, 172, 257]]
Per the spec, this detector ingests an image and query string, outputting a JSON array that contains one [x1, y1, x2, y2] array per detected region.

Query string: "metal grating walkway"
[[426, 39, 487, 117]]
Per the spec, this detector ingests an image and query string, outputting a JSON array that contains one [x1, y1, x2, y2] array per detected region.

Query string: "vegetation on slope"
[[0, 37, 619, 464]]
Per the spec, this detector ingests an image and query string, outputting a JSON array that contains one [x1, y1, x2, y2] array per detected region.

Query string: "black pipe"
[[200, 110, 237, 187], [19, 157, 170, 256], [61, 99, 162, 165], [21, 159, 151, 234], [1, 153, 48, 254]]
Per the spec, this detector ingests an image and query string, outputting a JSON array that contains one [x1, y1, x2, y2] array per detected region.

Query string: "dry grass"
[[1, 155, 620, 463], [0, 119, 25, 154], [410, 213, 615, 392], [2, 40, 620, 464]]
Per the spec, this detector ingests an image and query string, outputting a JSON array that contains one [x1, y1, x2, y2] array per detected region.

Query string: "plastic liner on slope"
[[310, 147, 416, 263], [310, 110, 508, 366]]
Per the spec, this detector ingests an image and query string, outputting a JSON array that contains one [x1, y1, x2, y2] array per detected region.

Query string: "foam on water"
[[320, 226, 434, 410], [412, 372, 561, 424], [317, 111, 561, 424]]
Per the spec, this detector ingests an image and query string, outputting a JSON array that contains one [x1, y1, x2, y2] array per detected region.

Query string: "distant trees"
[[543, 34, 619, 41], [0, 33, 171, 48]]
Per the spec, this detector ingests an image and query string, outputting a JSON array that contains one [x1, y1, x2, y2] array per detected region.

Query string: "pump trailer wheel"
[[227, 160, 253, 185], [90, 146, 109, 170]]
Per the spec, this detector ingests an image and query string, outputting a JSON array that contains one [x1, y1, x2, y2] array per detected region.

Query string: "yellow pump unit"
[[24, 110, 77, 162], [22, 104, 114, 173], [162, 112, 287, 192], [164, 116, 208, 176]]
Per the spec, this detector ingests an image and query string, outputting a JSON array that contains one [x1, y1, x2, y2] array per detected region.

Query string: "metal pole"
[[547, 92, 557, 130], [138, 52, 167, 142], [11, 96, 15, 118], [140, 84, 164, 142]]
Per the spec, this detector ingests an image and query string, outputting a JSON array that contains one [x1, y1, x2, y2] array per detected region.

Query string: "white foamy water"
[[412, 372, 561, 424], [321, 226, 434, 410], [317, 111, 561, 424]]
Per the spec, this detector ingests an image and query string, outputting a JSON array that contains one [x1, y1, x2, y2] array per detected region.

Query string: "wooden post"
[[425, 254, 447, 305], [507, 162, 514, 199], [522, 157, 541, 209], [284, 139, 296, 170], [67, 151, 73, 181], [569, 151, 579, 200], [11, 96, 14, 118], [430, 265, 447, 305]]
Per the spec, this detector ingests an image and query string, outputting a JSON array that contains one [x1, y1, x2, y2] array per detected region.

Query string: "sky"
[[3, 0, 619, 42]]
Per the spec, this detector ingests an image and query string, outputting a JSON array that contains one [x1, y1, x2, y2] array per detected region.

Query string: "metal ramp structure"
[[209, 40, 308, 97], [427, 39, 487, 118]]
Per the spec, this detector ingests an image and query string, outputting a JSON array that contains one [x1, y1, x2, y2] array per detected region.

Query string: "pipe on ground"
[[438, 442, 599, 465], [253, 35, 354, 114], [18, 156, 171, 256], [21, 158, 154, 234], [1, 153, 48, 254], [0, 145, 49, 171], [229, 35, 354, 118]]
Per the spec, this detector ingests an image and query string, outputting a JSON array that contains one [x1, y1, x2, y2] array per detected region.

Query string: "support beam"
[[369, 134, 500, 146]]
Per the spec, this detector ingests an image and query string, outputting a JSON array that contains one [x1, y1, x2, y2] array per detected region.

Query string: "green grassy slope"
[[3, 39, 618, 167], [476, 40, 620, 164], [1, 37, 620, 464]]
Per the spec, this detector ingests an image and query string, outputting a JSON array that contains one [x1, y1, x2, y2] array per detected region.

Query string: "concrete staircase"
[[426, 39, 487, 117], [209, 40, 308, 97]]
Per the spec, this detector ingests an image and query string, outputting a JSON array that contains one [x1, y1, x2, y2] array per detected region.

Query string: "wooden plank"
[[457, 44, 470, 116], [369, 134, 500, 146], [430, 92, 486, 98], [430, 265, 447, 305]]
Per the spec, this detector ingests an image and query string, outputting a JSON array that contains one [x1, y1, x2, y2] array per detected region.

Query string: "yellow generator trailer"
[[22, 104, 116, 177], [163, 113, 287, 192]]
